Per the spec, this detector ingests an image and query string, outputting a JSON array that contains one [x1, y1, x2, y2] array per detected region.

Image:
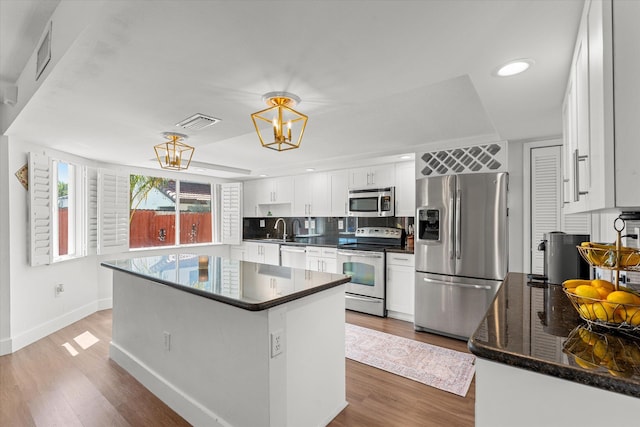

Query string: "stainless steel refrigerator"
[[414, 172, 508, 340]]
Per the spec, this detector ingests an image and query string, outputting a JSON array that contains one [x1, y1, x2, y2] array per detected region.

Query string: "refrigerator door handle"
[[449, 191, 455, 260], [455, 189, 461, 259], [422, 277, 492, 290]]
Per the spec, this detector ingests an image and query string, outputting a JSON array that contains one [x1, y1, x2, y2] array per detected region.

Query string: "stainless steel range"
[[337, 226, 403, 317]]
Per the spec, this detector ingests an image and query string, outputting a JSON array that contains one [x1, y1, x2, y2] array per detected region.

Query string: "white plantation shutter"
[[85, 167, 98, 255], [221, 182, 242, 245], [28, 151, 52, 266], [98, 170, 129, 254], [530, 146, 562, 274]]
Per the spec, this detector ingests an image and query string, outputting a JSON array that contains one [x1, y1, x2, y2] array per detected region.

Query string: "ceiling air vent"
[[176, 113, 221, 130]]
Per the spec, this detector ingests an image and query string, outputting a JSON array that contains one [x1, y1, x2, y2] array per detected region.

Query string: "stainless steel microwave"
[[347, 187, 395, 217]]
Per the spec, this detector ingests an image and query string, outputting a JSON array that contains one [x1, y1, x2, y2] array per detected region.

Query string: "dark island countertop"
[[468, 272, 640, 398], [102, 254, 351, 311]]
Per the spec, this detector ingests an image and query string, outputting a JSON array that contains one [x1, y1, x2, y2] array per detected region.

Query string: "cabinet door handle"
[[573, 149, 589, 201]]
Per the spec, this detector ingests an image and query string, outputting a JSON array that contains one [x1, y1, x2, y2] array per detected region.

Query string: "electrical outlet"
[[304, 220, 309, 228], [55, 283, 64, 297], [270, 329, 284, 358], [338, 220, 344, 230], [310, 220, 315, 230], [163, 331, 171, 351], [260, 219, 265, 227]]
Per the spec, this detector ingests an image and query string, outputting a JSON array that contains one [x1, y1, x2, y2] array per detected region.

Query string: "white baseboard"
[[97, 297, 112, 310], [109, 342, 230, 427], [10, 301, 98, 353], [387, 310, 414, 323], [0, 336, 12, 356]]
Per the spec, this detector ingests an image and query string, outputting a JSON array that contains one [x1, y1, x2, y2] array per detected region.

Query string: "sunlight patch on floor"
[[62, 342, 79, 356], [74, 331, 99, 349]]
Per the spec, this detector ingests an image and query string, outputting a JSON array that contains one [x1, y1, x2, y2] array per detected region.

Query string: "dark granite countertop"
[[102, 254, 350, 311], [468, 272, 640, 398], [244, 238, 414, 254]]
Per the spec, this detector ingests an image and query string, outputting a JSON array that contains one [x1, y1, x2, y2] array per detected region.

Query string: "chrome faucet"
[[274, 218, 287, 241]]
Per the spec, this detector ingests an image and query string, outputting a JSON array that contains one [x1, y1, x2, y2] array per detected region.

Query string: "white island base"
[[109, 270, 347, 427]]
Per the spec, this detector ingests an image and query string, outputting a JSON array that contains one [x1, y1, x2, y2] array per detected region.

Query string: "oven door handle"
[[345, 294, 383, 303], [337, 250, 383, 258]]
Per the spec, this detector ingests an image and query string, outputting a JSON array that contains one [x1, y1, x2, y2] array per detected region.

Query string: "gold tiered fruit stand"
[[563, 216, 640, 334]]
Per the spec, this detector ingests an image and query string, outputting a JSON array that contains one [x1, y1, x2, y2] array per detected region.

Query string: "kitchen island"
[[469, 273, 640, 426], [101, 254, 351, 427]]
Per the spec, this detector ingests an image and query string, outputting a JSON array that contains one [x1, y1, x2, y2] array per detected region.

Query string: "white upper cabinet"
[[243, 179, 259, 217], [256, 176, 294, 205], [243, 177, 294, 217], [563, 0, 640, 213], [330, 170, 349, 217], [394, 162, 415, 217], [349, 164, 395, 189], [293, 172, 331, 217]]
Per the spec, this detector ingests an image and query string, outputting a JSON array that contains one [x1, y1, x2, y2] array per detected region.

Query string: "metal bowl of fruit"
[[577, 242, 640, 270], [562, 279, 640, 334], [563, 325, 640, 378]]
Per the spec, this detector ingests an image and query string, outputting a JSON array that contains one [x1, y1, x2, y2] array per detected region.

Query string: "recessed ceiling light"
[[306, 168, 315, 172], [399, 155, 412, 160], [495, 59, 534, 77], [259, 174, 268, 177]]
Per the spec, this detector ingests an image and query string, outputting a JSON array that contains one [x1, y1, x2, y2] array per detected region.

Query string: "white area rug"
[[345, 323, 476, 397]]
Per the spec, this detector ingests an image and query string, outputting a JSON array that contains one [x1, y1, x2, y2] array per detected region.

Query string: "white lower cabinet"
[[386, 253, 415, 322], [306, 246, 337, 273], [243, 241, 280, 266]]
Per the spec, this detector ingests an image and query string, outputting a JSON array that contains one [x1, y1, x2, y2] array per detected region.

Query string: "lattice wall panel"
[[418, 142, 507, 177]]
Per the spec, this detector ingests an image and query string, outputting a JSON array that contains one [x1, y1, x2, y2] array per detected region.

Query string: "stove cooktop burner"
[[337, 227, 403, 252]]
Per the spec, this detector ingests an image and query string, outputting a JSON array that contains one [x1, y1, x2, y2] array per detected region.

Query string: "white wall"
[[7, 139, 100, 352], [0, 136, 10, 354], [1, 136, 230, 355], [507, 140, 524, 273]]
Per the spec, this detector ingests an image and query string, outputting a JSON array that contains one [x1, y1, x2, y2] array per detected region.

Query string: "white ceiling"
[[0, 0, 583, 179]]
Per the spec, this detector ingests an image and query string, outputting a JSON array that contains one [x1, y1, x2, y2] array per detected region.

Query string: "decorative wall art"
[[15, 164, 28, 190]]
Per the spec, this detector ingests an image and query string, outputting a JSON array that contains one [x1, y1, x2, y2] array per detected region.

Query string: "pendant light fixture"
[[251, 91, 308, 151], [154, 132, 194, 170]]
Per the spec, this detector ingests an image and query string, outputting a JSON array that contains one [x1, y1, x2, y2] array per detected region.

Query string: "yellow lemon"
[[574, 285, 601, 302], [624, 307, 640, 326], [592, 279, 615, 292], [578, 304, 597, 321], [574, 356, 599, 370], [578, 328, 598, 346], [607, 290, 637, 305], [563, 279, 592, 290], [593, 302, 622, 323]]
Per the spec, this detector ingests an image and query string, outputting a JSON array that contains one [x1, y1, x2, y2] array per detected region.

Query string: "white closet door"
[[530, 145, 592, 275], [530, 146, 562, 275]]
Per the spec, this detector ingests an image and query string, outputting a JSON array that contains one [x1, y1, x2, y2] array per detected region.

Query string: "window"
[[29, 151, 87, 265], [129, 175, 176, 248], [179, 181, 212, 244], [53, 160, 75, 258], [129, 175, 214, 249]]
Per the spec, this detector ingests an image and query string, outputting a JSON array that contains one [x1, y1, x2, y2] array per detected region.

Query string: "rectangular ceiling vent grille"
[[418, 141, 507, 177], [176, 113, 221, 130]]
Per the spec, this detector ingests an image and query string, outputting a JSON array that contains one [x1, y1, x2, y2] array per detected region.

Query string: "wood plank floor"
[[0, 310, 474, 427]]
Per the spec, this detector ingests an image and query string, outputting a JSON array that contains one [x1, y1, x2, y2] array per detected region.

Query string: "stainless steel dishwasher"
[[280, 245, 306, 269]]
